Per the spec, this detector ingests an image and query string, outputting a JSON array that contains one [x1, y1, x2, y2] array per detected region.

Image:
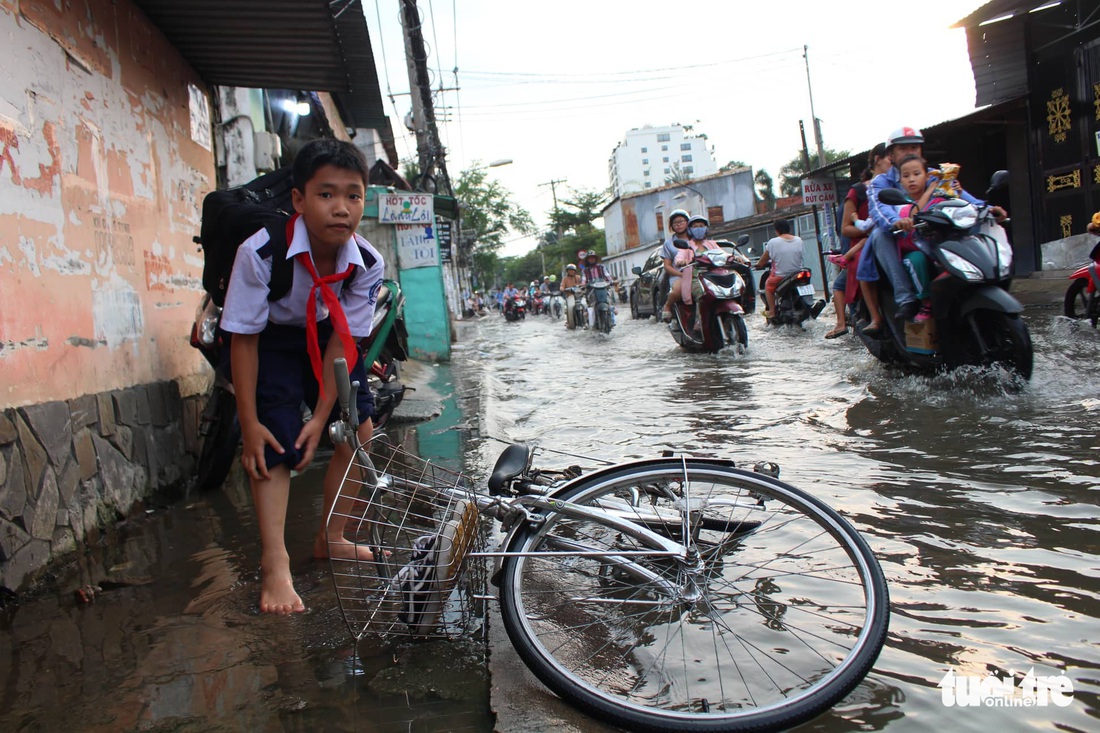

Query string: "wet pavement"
[[2, 294, 1098, 733]]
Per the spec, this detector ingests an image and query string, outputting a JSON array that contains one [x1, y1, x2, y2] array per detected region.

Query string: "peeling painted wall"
[[0, 0, 214, 408]]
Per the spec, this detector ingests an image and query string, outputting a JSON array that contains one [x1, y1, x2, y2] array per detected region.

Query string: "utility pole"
[[539, 178, 566, 274], [399, 0, 451, 195], [803, 45, 836, 264]]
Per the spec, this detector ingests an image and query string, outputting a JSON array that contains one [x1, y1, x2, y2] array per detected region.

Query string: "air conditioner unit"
[[253, 131, 282, 172]]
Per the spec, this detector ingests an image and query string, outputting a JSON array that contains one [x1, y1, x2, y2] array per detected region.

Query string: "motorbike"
[[758, 266, 825, 328], [504, 296, 527, 322], [587, 280, 615, 334], [530, 291, 546, 316], [715, 234, 758, 314], [567, 286, 589, 329], [669, 239, 749, 353], [856, 177, 1033, 380], [547, 289, 566, 320], [1063, 238, 1100, 327], [190, 279, 409, 491]]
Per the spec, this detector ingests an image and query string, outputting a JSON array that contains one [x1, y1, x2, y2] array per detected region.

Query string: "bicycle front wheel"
[[498, 459, 889, 733]]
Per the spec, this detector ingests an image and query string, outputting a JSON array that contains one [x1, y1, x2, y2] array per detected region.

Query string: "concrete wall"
[[1, 0, 215, 590]]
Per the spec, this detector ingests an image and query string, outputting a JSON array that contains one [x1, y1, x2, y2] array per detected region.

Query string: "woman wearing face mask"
[[663, 214, 716, 320]]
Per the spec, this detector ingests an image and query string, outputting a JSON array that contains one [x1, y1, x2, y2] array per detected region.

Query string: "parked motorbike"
[[548, 290, 566, 320], [1063, 238, 1100, 327], [669, 239, 749, 353], [855, 178, 1033, 380], [190, 280, 409, 491], [588, 280, 615, 334], [504, 296, 527, 322], [758, 265, 825, 328]]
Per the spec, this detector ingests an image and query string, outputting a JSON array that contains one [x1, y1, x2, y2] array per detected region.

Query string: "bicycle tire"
[[498, 459, 889, 733], [196, 386, 239, 490]]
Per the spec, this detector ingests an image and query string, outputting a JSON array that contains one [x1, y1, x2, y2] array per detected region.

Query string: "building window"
[[642, 158, 648, 164], [798, 214, 815, 233], [663, 168, 670, 175], [684, 166, 694, 174], [680, 143, 691, 151], [657, 133, 670, 142], [661, 145, 668, 151], [655, 212, 664, 233], [707, 206, 724, 226], [643, 170, 650, 176], [641, 147, 648, 153], [681, 154, 692, 162], [662, 157, 669, 163], [644, 182, 652, 188]]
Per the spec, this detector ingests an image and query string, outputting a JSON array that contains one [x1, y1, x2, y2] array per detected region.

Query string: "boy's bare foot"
[[259, 563, 306, 615], [313, 536, 376, 562]]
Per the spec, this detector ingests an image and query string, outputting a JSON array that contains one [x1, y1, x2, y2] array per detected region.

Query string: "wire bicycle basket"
[[328, 437, 487, 640]]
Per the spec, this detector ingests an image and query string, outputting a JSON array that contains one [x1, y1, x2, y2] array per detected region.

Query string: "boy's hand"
[[293, 416, 326, 471], [240, 423, 283, 480]]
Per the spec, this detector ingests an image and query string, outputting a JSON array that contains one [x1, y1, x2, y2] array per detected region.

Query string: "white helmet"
[[669, 208, 690, 224], [885, 126, 924, 148]]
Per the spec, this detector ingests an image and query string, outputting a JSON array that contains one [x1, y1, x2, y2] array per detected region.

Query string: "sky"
[[365, 0, 994, 256]]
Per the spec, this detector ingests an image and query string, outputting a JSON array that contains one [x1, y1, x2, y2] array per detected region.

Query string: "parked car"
[[630, 248, 668, 320]]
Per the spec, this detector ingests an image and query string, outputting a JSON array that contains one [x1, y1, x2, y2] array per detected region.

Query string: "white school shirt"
[[220, 216, 386, 338]]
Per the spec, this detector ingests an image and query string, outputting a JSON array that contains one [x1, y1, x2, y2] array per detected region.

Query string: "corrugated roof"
[[952, 0, 1059, 28], [132, 0, 386, 129]]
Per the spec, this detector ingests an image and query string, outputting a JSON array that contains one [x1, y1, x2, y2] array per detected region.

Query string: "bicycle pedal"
[[753, 461, 780, 478]]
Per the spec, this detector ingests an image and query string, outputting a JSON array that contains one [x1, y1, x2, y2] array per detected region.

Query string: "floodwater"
[[464, 302, 1099, 732], [1, 301, 1097, 733]]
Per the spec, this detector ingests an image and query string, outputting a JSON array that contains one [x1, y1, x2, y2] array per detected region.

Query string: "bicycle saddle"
[[488, 443, 530, 496]]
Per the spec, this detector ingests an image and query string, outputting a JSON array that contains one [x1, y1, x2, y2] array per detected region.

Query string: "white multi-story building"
[[608, 124, 718, 197]]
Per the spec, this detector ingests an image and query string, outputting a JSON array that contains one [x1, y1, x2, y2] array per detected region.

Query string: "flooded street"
[[1, 303, 1098, 732], [467, 304, 1099, 732]]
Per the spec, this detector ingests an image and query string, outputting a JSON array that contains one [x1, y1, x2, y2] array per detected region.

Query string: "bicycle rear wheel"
[[498, 459, 889, 733]]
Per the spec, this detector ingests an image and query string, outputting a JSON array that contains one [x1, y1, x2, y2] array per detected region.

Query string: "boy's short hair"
[[773, 218, 792, 235], [292, 138, 369, 191]]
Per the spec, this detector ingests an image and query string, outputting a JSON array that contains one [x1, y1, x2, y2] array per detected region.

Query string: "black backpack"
[[198, 167, 297, 307]]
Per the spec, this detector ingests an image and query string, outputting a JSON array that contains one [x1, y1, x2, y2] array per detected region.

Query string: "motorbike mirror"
[[737, 234, 750, 246], [672, 238, 690, 249], [986, 170, 1009, 197], [632, 266, 642, 275], [877, 188, 912, 206]]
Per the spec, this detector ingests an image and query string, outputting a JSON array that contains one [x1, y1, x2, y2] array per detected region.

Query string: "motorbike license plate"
[[796, 284, 814, 297]]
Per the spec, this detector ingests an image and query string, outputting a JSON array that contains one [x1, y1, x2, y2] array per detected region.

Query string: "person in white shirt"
[[755, 218, 804, 318]]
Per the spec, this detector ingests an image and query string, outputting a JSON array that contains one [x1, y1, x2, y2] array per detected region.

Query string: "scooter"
[[669, 240, 749, 353], [1063, 238, 1100, 327], [567, 286, 588, 330], [547, 289, 566, 320], [189, 280, 409, 491], [504, 296, 527, 322], [856, 177, 1032, 380], [758, 267, 825, 327], [588, 280, 615, 334], [715, 234, 758, 314]]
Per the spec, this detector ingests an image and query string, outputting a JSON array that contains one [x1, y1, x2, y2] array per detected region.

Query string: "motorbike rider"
[[581, 250, 616, 327], [560, 263, 585, 329], [756, 218, 806, 320], [862, 126, 1004, 325], [659, 209, 692, 321], [502, 282, 520, 317]]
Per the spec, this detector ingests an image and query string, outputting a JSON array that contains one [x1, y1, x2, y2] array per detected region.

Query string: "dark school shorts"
[[229, 320, 374, 470]]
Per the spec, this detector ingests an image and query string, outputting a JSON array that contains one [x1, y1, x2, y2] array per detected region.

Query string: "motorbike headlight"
[[942, 249, 984, 281], [706, 252, 728, 267], [943, 201, 978, 229]]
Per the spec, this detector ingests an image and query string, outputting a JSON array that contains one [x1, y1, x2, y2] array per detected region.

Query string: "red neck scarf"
[[288, 216, 358, 401]]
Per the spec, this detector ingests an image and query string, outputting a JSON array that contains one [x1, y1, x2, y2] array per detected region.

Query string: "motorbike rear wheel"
[[196, 385, 240, 490]]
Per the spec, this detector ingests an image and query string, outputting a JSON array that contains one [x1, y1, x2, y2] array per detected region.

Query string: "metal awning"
[[132, 0, 387, 130]]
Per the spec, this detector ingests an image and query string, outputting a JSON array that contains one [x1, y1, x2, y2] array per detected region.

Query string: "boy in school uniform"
[[220, 139, 385, 615]]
